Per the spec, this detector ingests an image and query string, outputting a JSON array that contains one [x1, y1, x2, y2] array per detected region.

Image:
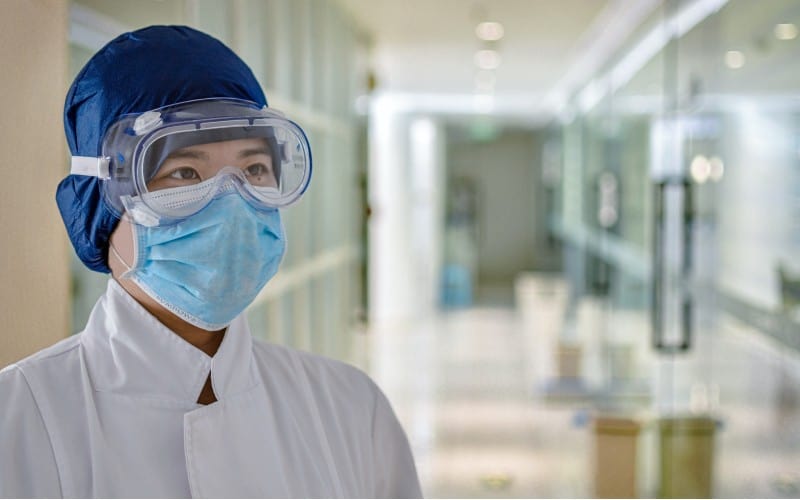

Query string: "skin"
[[108, 138, 277, 405]]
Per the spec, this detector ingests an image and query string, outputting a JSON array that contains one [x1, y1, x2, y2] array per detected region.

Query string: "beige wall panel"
[[0, 0, 70, 368]]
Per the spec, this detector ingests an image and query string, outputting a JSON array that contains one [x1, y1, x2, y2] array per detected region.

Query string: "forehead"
[[168, 137, 271, 159]]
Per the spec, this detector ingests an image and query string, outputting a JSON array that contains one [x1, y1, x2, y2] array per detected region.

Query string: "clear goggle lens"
[[122, 167, 285, 226], [99, 99, 312, 225]]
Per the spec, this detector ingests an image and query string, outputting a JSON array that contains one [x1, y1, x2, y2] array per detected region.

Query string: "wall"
[[368, 106, 447, 325], [447, 130, 542, 285], [0, 0, 70, 367], [718, 110, 800, 309]]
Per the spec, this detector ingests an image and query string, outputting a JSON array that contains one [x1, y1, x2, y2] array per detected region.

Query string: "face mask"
[[112, 193, 285, 330]]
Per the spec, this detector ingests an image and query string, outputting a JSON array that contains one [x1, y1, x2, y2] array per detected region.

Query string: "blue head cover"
[[57, 25, 267, 273]]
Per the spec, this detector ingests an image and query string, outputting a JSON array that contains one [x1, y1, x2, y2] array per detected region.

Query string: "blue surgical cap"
[[57, 25, 267, 273]]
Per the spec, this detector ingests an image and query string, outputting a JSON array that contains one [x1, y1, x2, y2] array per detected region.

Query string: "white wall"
[[368, 102, 447, 325], [718, 109, 800, 309], [447, 130, 541, 284], [409, 118, 446, 316]]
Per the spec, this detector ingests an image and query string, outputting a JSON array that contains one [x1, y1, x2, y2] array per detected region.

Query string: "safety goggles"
[[71, 98, 312, 226]]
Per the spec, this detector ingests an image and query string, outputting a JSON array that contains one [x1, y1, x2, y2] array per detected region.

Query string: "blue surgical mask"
[[112, 193, 285, 330]]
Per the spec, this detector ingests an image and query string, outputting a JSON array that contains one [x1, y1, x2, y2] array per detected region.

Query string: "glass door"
[[568, 1, 800, 497], [652, 1, 800, 497]]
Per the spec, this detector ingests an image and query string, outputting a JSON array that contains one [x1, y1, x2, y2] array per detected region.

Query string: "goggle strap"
[[71, 156, 111, 180]]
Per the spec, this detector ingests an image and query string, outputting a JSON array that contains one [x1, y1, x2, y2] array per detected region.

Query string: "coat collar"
[[81, 279, 257, 405]]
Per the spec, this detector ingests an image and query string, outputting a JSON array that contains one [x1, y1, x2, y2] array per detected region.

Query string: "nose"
[[209, 165, 248, 181]]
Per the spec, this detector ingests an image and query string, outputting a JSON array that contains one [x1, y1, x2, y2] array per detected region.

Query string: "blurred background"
[[1, 0, 799, 497]]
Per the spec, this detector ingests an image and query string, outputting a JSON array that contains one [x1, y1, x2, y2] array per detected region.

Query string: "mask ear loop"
[[109, 212, 138, 278], [109, 242, 132, 274]]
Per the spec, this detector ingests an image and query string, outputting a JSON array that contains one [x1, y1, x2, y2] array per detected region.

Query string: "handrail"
[[549, 216, 800, 352]]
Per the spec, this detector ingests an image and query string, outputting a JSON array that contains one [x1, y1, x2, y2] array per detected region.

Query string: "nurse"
[[0, 25, 421, 498]]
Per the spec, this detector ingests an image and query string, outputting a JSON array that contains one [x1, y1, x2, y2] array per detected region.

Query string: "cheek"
[[108, 217, 137, 273]]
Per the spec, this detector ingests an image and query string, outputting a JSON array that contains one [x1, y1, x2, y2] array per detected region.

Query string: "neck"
[[114, 277, 226, 357]]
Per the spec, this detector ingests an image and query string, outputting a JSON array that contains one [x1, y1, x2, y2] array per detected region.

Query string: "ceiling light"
[[724, 50, 745, 69], [709, 156, 724, 182], [476, 21, 504, 41], [774, 23, 798, 40], [474, 50, 501, 70], [690, 155, 711, 183]]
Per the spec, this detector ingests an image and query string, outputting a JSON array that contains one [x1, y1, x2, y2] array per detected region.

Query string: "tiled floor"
[[362, 284, 800, 498]]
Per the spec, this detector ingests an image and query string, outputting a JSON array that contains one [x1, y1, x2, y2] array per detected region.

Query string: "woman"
[[0, 25, 421, 498]]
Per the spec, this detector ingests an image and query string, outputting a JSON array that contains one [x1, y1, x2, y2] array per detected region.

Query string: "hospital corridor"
[[366, 291, 800, 497], [1, 0, 799, 498]]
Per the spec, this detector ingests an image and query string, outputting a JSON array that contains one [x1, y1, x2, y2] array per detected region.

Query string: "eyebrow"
[[237, 147, 272, 159], [164, 146, 271, 162], [165, 149, 208, 161]]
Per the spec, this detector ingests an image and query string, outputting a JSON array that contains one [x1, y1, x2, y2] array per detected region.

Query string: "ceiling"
[[338, 0, 800, 122], [336, 0, 661, 117]]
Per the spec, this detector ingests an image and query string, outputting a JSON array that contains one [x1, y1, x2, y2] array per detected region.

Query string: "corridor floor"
[[365, 304, 591, 498], [360, 290, 800, 498]]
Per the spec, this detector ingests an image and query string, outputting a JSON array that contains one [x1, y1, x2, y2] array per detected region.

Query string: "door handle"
[[652, 178, 693, 352]]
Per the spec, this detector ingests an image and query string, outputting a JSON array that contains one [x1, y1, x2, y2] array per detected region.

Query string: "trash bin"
[[593, 415, 641, 498], [658, 416, 716, 498]]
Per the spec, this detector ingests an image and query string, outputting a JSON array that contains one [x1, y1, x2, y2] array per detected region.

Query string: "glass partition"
[[557, 0, 800, 496]]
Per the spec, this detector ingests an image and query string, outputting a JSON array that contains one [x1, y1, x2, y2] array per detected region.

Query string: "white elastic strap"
[[108, 242, 132, 273], [71, 156, 110, 179]]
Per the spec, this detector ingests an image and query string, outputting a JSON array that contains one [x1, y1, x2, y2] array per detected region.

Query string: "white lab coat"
[[0, 279, 421, 498]]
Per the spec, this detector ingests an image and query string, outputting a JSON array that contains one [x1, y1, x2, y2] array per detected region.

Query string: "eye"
[[244, 163, 272, 178], [167, 167, 200, 181]]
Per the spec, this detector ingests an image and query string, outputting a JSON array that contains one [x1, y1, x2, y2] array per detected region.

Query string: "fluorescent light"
[[572, 0, 729, 115], [725, 50, 745, 69], [774, 23, 798, 40], [578, 78, 606, 112], [474, 49, 501, 70], [474, 94, 495, 114], [476, 22, 504, 41]]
